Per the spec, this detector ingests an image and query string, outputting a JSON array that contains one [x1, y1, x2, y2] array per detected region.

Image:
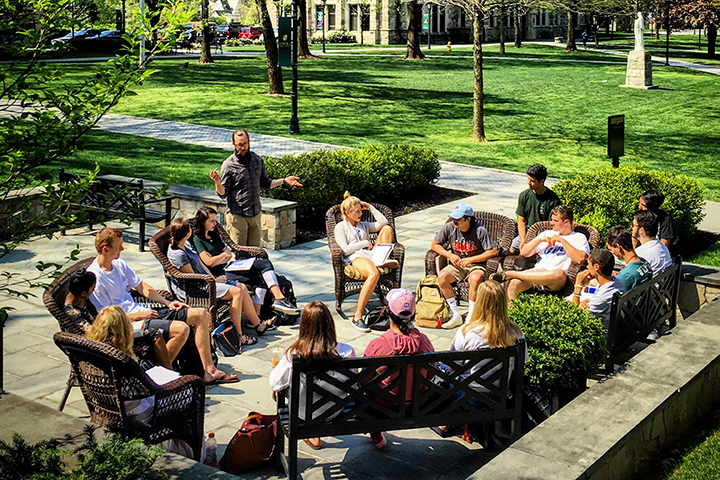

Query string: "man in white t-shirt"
[[88, 227, 239, 385], [493, 205, 590, 301], [632, 210, 673, 276]]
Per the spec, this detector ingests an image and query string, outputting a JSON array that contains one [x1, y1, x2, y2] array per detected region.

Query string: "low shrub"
[[225, 38, 262, 47], [311, 30, 356, 44], [264, 144, 440, 221], [553, 167, 705, 240], [509, 294, 608, 391]]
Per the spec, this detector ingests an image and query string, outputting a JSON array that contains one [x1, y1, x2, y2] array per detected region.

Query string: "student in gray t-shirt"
[[571, 249, 625, 331]]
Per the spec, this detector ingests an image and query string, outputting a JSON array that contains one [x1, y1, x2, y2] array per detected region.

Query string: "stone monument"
[[622, 12, 658, 89]]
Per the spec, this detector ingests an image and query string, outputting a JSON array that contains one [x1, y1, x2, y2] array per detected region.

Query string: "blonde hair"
[[462, 281, 521, 348], [87, 306, 136, 359], [340, 191, 362, 221]]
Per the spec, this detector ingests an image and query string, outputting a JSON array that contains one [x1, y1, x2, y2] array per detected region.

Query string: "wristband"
[[574, 284, 584, 289], [572, 293, 581, 297]]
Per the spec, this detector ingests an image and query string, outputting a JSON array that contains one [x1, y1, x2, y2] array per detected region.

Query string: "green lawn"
[[688, 241, 720, 267], [38, 44, 720, 202], [601, 34, 720, 66]]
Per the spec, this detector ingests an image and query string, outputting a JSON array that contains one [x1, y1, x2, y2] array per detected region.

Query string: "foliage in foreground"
[[554, 167, 705, 240], [264, 144, 440, 219], [0, 423, 163, 480], [509, 294, 608, 391]]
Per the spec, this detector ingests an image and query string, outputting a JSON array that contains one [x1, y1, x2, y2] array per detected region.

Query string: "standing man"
[[510, 164, 562, 255], [212, 129, 303, 246], [430, 203, 499, 328]]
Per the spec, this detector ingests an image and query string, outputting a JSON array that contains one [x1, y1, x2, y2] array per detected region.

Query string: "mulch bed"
[[295, 185, 472, 244]]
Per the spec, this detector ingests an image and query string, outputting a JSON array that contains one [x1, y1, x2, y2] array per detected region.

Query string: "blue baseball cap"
[[449, 202, 473, 220]]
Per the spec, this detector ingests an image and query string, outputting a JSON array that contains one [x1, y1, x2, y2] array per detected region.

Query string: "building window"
[[328, 4, 335, 29], [361, 4, 370, 31], [349, 4, 358, 31], [430, 5, 443, 32], [460, 10, 466, 28]]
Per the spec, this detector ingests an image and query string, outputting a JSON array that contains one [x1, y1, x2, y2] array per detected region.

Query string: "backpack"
[[260, 275, 300, 326], [415, 275, 450, 328], [364, 305, 391, 331]]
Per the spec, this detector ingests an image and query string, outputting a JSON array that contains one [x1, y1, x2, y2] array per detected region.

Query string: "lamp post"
[[289, 0, 300, 134], [665, 3, 670, 66], [322, 0, 326, 53]]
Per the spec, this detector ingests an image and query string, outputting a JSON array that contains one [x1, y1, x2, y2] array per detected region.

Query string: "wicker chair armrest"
[[131, 289, 174, 307], [424, 249, 440, 276], [565, 262, 585, 285], [392, 242, 405, 259], [153, 374, 205, 408], [217, 225, 269, 259]]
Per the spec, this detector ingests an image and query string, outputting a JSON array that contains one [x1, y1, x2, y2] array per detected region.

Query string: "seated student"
[[639, 190, 678, 251], [167, 218, 276, 341], [363, 288, 435, 449], [88, 227, 237, 385], [64, 268, 172, 369], [605, 226, 652, 291], [632, 210, 673, 277], [192, 206, 299, 316], [492, 205, 589, 301], [450, 281, 529, 388], [571, 249, 625, 330], [430, 202, 499, 328], [510, 164, 562, 255], [269, 301, 355, 451], [334, 192, 399, 332]]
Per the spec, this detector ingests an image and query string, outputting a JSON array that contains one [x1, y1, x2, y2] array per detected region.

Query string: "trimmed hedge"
[[264, 144, 440, 219], [509, 294, 608, 390], [553, 167, 705, 240], [311, 30, 356, 44]]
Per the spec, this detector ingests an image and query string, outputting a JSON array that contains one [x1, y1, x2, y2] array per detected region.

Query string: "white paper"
[[225, 257, 256, 272], [371, 244, 394, 267], [145, 366, 181, 385]]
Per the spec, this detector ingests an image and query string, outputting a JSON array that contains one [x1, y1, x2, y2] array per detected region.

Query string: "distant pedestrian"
[[581, 30, 589, 48]]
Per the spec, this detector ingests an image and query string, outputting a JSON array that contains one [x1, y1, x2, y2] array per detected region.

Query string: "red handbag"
[[219, 412, 278, 474]]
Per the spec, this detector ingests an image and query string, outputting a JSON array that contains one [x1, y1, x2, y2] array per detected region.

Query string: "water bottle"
[[204, 432, 217, 467]]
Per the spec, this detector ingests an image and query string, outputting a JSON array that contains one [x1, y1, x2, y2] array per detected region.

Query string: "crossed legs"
[[219, 283, 273, 334]]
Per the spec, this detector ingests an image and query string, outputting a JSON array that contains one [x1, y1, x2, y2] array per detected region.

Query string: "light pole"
[[322, 0, 326, 53], [665, 3, 670, 66], [289, 0, 300, 134]]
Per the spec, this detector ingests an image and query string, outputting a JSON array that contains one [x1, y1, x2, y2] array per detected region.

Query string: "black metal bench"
[[275, 344, 525, 479], [605, 258, 682, 372], [59, 169, 173, 251]]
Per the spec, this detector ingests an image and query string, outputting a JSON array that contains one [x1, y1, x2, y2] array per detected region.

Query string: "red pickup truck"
[[238, 26, 263, 40]]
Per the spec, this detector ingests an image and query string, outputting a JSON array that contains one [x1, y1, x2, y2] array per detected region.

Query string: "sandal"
[[303, 437, 322, 450], [241, 334, 257, 346], [255, 317, 277, 336], [206, 371, 239, 385]]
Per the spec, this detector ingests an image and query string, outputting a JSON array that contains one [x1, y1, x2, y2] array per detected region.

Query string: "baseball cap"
[[449, 202, 473, 220], [386, 288, 416, 321]]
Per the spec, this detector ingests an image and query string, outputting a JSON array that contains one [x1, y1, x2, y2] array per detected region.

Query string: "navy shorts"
[[143, 306, 189, 340]]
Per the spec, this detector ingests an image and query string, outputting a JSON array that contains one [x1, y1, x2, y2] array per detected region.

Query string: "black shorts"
[[143, 306, 189, 340]]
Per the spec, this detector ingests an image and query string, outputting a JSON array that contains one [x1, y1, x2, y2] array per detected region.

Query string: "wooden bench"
[[275, 344, 525, 479], [59, 169, 174, 251], [605, 258, 682, 372]]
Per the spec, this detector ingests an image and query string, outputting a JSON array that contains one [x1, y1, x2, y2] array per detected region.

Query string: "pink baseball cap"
[[386, 288, 416, 320]]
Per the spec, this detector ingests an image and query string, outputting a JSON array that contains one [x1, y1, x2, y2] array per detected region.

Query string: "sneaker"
[[381, 259, 399, 269], [646, 326, 662, 342], [443, 313, 464, 329], [370, 432, 387, 449], [352, 318, 371, 333], [273, 298, 300, 315], [490, 271, 507, 283]]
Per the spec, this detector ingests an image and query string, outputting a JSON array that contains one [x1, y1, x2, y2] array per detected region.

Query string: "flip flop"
[[255, 317, 277, 336], [206, 371, 239, 385], [241, 334, 257, 346], [303, 438, 322, 450]]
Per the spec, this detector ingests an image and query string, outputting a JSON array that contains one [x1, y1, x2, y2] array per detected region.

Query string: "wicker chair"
[[325, 203, 405, 313], [53, 332, 205, 461], [502, 221, 601, 293], [148, 223, 268, 329], [424, 211, 516, 302]]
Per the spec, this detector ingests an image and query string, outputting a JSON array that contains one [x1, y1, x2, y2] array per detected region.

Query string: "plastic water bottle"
[[204, 432, 217, 467]]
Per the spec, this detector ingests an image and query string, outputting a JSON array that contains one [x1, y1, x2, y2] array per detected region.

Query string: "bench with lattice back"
[[59, 169, 174, 251], [275, 344, 525, 479], [606, 257, 682, 372]]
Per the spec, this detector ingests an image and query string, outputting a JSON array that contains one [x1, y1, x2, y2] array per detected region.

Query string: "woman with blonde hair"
[[87, 305, 136, 358], [333, 192, 397, 332]]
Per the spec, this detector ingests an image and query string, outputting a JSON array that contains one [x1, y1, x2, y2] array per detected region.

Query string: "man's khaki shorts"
[[442, 263, 487, 283]]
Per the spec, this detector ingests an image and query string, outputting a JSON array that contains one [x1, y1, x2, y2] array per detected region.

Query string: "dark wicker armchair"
[[148, 223, 268, 329], [424, 211, 516, 302], [53, 332, 205, 461], [502, 221, 601, 292], [325, 203, 405, 313]]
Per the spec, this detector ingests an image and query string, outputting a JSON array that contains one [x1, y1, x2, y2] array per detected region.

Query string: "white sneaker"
[[443, 313, 464, 329]]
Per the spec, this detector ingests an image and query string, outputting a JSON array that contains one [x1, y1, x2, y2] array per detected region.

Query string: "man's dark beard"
[[235, 150, 251, 162]]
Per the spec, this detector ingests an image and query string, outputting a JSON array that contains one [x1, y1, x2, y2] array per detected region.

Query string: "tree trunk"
[[565, 10, 577, 51], [499, 7, 506, 54], [257, 0, 284, 94], [708, 23, 717, 58], [514, 7, 522, 48], [405, 0, 425, 59], [297, 0, 315, 58], [198, 0, 213, 63], [472, 6, 487, 143]]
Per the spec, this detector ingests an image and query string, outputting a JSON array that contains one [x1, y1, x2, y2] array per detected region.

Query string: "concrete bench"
[[276, 344, 525, 479]]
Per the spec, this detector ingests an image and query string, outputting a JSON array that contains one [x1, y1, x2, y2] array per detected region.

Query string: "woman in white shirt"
[[269, 301, 355, 450], [333, 192, 397, 332]]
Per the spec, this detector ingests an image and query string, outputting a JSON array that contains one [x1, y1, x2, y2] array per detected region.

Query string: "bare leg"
[[467, 271, 485, 302], [375, 225, 394, 245], [165, 321, 190, 362], [184, 307, 228, 382], [438, 267, 458, 301], [219, 284, 266, 328], [351, 257, 380, 322], [269, 284, 284, 300], [505, 269, 567, 301], [153, 336, 173, 369]]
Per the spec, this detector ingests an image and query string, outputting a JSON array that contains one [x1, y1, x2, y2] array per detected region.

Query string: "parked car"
[[216, 25, 229, 40], [84, 30, 124, 41], [71, 30, 131, 53], [51, 28, 101, 45], [238, 26, 263, 40]]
